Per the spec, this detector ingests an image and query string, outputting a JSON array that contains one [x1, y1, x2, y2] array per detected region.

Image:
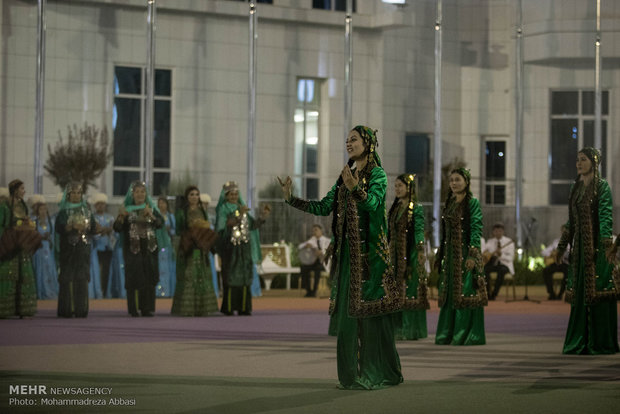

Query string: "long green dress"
[[435, 196, 487, 345], [0, 200, 37, 318], [558, 179, 619, 355], [171, 207, 218, 316], [389, 202, 429, 340], [287, 164, 403, 390], [55, 205, 97, 318]]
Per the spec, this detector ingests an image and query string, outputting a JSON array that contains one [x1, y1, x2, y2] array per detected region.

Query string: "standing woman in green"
[[113, 181, 163, 317], [215, 181, 270, 316], [434, 168, 487, 345], [0, 179, 39, 318], [555, 147, 618, 355], [171, 185, 219, 316], [279, 126, 402, 390], [388, 174, 429, 340], [55, 182, 97, 318]]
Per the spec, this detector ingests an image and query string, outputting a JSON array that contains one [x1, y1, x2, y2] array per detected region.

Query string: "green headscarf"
[[58, 182, 89, 211], [123, 181, 160, 214], [352, 125, 382, 167]]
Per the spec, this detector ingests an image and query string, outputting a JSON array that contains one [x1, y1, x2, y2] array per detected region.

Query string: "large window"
[[549, 90, 609, 205], [313, 0, 356, 12], [112, 66, 172, 196], [294, 79, 321, 200], [483, 138, 508, 205]]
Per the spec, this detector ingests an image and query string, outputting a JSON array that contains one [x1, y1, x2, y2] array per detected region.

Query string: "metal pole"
[[432, 0, 443, 248], [144, 0, 156, 188], [34, 0, 47, 194], [247, 2, 257, 209], [515, 0, 524, 255], [594, 0, 602, 150], [344, 0, 353, 162]]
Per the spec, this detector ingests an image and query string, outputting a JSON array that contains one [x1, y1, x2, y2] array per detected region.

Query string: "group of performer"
[[0, 126, 618, 390], [0, 179, 270, 319], [279, 126, 619, 389]]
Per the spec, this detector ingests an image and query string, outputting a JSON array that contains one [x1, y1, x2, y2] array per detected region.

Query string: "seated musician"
[[483, 222, 515, 300], [298, 224, 330, 297], [541, 225, 569, 300]]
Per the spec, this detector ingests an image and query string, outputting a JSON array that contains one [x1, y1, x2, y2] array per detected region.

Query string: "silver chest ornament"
[[67, 209, 90, 245], [231, 210, 250, 246]]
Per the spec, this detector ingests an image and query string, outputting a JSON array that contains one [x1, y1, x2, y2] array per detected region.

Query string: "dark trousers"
[[484, 262, 510, 299], [97, 250, 113, 297], [126, 287, 156, 316], [542, 262, 568, 299], [57, 280, 89, 318], [300, 262, 323, 297]]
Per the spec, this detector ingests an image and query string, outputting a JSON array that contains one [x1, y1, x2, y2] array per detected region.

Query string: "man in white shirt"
[[298, 224, 331, 297], [483, 222, 515, 300], [541, 225, 570, 300]]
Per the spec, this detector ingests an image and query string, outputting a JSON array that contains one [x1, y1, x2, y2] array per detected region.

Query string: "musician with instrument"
[[541, 226, 569, 300], [298, 224, 330, 297], [482, 222, 515, 300]]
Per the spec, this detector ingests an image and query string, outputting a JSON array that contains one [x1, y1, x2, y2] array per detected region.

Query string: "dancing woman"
[[279, 125, 402, 390], [215, 182, 270, 316], [0, 180, 39, 318], [113, 181, 163, 317], [555, 147, 619, 355], [55, 182, 97, 318], [434, 168, 487, 345], [171, 186, 219, 316], [388, 174, 429, 340]]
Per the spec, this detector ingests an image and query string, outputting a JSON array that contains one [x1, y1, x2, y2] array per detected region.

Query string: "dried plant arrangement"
[[44, 123, 112, 192]]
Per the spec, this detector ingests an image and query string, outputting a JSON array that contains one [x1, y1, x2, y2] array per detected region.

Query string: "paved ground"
[[0, 286, 618, 414]]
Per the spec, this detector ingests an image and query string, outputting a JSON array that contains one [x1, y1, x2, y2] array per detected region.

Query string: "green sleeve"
[[0, 203, 9, 237], [598, 180, 613, 239], [468, 197, 482, 249], [287, 183, 337, 217], [55, 210, 68, 236], [414, 204, 425, 245], [352, 167, 387, 212], [175, 209, 186, 234]]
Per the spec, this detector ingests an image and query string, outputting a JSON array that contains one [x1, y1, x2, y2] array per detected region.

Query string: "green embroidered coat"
[[288, 165, 401, 318]]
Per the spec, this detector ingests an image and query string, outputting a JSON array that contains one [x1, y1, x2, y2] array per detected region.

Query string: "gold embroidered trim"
[[565, 182, 620, 304], [438, 201, 487, 309], [389, 204, 429, 311]]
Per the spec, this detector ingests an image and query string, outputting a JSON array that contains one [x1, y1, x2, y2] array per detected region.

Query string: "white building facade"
[[1, 0, 618, 239]]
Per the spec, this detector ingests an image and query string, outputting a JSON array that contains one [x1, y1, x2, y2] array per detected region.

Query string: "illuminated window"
[[294, 78, 321, 200]]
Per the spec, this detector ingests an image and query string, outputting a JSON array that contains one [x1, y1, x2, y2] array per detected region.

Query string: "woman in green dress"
[[388, 174, 429, 340], [171, 185, 219, 316], [55, 182, 97, 318], [555, 147, 618, 355], [279, 125, 402, 390], [215, 181, 270, 316], [0, 179, 39, 318], [113, 181, 163, 317], [434, 168, 487, 346]]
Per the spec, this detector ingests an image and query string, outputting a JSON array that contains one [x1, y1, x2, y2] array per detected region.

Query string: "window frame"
[[112, 65, 173, 197], [548, 89, 610, 205]]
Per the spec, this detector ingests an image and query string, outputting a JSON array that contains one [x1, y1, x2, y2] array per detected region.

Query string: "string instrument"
[[482, 239, 514, 266], [544, 250, 557, 266]]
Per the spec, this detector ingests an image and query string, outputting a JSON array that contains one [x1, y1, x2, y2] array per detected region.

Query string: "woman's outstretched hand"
[[277, 176, 292, 200]]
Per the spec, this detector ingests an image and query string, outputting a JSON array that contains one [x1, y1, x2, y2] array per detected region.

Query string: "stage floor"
[[1, 287, 619, 413]]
